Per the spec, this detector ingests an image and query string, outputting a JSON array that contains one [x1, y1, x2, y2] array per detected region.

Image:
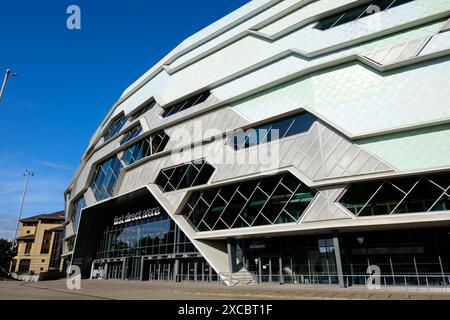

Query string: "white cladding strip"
[[190, 211, 450, 240], [256, 0, 357, 36], [166, 0, 306, 70]]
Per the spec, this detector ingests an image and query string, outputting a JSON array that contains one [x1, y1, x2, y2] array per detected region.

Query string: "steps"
[[220, 268, 258, 286]]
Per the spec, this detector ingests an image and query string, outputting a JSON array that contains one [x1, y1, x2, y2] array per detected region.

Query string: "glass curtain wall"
[[96, 212, 198, 260]]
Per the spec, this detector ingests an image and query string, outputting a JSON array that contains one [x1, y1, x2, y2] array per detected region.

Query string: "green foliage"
[[0, 238, 15, 277]]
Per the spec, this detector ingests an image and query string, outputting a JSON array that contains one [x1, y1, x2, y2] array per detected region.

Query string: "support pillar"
[[104, 263, 108, 280], [122, 258, 127, 280], [333, 236, 345, 288], [194, 261, 198, 282], [139, 257, 145, 281], [226, 239, 237, 273], [90, 262, 95, 279], [174, 259, 180, 282]]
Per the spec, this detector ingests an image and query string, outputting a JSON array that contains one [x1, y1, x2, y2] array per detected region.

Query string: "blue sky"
[[0, 0, 249, 239]]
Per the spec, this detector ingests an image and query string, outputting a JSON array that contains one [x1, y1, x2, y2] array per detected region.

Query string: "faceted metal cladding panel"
[[339, 171, 450, 217], [213, 121, 393, 183], [181, 172, 316, 232], [301, 186, 353, 223]]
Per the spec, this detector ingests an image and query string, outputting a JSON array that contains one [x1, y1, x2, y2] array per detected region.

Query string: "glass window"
[[40, 230, 53, 254], [181, 173, 316, 231], [314, 0, 414, 31], [72, 196, 86, 230], [120, 125, 142, 145], [91, 156, 123, 201], [229, 112, 316, 150], [339, 172, 450, 216], [122, 130, 169, 166], [155, 160, 215, 192], [18, 259, 31, 273], [24, 243, 32, 255], [103, 115, 128, 141], [161, 91, 210, 118], [95, 212, 199, 260]]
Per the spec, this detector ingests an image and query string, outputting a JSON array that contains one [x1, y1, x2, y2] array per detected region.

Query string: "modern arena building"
[[64, 0, 450, 287]]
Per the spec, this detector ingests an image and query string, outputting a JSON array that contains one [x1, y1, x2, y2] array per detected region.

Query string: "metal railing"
[[172, 272, 450, 300]]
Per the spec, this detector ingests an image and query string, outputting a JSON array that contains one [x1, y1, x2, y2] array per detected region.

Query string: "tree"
[[0, 238, 15, 277]]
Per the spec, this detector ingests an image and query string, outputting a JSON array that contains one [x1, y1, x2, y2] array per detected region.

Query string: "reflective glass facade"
[[96, 212, 197, 259], [103, 114, 128, 141], [123, 130, 170, 165], [120, 125, 142, 145], [91, 156, 123, 201], [339, 172, 450, 216], [72, 196, 86, 230], [155, 160, 215, 192], [161, 91, 210, 118], [182, 173, 316, 231], [229, 112, 316, 150], [237, 227, 450, 285]]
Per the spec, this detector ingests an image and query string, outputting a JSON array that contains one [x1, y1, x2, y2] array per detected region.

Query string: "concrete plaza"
[[1, 279, 450, 300]]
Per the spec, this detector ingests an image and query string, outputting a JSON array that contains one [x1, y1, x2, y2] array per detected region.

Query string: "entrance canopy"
[[72, 187, 166, 277]]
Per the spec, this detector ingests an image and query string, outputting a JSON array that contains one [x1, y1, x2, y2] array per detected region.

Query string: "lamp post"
[[0, 69, 17, 104], [11, 170, 34, 249]]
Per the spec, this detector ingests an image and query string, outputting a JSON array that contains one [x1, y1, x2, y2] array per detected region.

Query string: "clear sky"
[[0, 0, 250, 239]]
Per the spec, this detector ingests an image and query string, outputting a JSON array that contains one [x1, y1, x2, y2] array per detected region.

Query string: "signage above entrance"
[[113, 207, 161, 226]]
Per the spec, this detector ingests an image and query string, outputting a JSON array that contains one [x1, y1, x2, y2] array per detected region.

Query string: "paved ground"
[[0, 279, 233, 300], [1, 279, 450, 300]]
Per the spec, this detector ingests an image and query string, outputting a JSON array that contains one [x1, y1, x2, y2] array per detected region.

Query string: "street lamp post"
[[0, 69, 17, 104], [12, 170, 34, 249]]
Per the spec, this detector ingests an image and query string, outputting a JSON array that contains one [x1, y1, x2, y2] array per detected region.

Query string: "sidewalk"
[[1, 279, 450, 300]]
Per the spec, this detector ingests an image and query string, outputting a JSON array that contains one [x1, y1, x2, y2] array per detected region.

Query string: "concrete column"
[[209, 263, 212, 281], [268, 259, 272, 283], [226, 239, 237, 273], [258, 258, 262, 283], [201, 262, 205, 282], [333, 236, 345, 288], [174, 259, 180, 282], [279, 257, 283, 284], [90, 262, 95, 279], [139, 257, 145, 281], [104, 263, 108, 280], [194, 261, 198, 282]]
